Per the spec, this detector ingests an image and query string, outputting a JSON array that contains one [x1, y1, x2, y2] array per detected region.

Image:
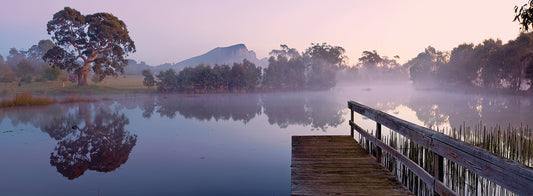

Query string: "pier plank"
[[291, 135, 413, 195]]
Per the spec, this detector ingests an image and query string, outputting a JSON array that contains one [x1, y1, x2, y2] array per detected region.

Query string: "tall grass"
[[1, 92, 102, 108], [357, 122, 532, 196], [437, 123, 532, 167], [1, 92, 56, 107]]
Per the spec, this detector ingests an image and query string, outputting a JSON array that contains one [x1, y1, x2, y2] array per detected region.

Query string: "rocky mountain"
[[124, 44, 267, 75], [172, 44, 267, 70]]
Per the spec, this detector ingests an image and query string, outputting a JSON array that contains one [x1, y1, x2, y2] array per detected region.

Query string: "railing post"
[[350, 109, 354, 138], [376, 123, 382, 163], [433, 152, 444, 195]]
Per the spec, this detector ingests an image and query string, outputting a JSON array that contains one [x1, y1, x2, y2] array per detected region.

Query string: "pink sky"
[[0, 0, 524, 65]]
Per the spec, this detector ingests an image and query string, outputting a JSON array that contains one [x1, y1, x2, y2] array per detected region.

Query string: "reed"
[[0, 92, 56, 107], [357, 122, 532, 196], [1, 92, 102, 108]]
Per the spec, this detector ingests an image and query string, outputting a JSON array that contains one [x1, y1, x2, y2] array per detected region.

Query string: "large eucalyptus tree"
[[43, 7, 135, 86]]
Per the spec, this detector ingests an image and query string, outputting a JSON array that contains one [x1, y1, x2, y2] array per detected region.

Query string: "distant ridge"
[[124, 44, 267, 75], [173, 44, 267, 70]]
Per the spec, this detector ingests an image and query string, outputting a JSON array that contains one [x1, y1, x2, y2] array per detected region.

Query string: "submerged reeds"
[[357, 122, 532, 196]]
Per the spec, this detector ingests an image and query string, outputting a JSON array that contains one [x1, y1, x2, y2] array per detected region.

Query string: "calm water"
[[1, 82, 533, 195]]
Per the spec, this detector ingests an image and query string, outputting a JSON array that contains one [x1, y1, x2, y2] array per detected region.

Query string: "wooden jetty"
[[291, 135, 413, 195], [290, 101, 533, 195]]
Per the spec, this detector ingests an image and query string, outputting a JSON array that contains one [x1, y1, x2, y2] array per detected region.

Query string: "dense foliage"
[[43, 7, 135, 86], [352, 50, 407, 81], [407, 33, 533, 92], [0, 40, 66, 83], [150, 59, 261, 93], [515, 0, 533, 31], [263, 43, 346, 90], [144, 43, 346, 93]]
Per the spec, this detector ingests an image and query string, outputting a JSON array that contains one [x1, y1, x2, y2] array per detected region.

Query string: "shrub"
[[23, 75, 32, 84], [42, 66, 62, 81]]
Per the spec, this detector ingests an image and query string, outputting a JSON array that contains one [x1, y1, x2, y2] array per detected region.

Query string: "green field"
[[0, 75, 154, 97]]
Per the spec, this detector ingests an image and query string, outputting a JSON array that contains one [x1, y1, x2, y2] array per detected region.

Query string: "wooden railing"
[[348, 101, 533, 196]]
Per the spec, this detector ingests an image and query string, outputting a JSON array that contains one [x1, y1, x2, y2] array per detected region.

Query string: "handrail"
[[348, 101, 533, 196]]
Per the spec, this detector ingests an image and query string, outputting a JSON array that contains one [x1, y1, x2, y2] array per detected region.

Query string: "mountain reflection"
[[41, 105, 137, 180]]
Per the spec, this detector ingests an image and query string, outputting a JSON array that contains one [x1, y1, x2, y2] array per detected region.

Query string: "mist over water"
[[1, 83, 532, 195]]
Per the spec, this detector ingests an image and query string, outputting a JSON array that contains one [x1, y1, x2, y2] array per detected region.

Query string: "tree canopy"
[[358, 50, 382, 70], [145, 60, 262, 93], [407, 46, 448, 86], [405, 33, 533, 92], [515, 0, 533, 31], [305, 43, 346, 89], [144, 43, 345, 93], [43, 7, 135, 86], [263, 43, 346, 90]]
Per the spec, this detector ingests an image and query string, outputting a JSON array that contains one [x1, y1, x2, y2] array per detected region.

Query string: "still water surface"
[[1, 83, 532, 195]]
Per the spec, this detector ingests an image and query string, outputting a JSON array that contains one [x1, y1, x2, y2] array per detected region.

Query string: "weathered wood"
[[350, 104, 355, 137], [348, 101, 533, 195], [433, 152, 444, 196], [291, 136, 413, 195], [376, 123, 382, 163], [351, 121, 456, 196], [433, 152, 444, 182]]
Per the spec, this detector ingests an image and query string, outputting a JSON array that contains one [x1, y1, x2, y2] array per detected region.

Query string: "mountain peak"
[[174, 44, 266, 69], [220, 43, 246, 49]]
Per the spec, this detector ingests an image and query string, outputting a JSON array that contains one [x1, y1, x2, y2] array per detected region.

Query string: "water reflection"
[[139, 93, 345, 131], [2, 87, 533, 185], [408, 90, 533, 129], [41, 105, 137, 180], [262, 93, 345, 131], [139, 94, 262, 123]]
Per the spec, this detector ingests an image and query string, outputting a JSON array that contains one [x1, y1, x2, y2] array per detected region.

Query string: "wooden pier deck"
[[291, 135, 413, 195]]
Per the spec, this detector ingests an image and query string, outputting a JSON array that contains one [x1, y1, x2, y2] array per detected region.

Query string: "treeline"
[[408, 32, 533, 92], [0, 40, 64, 84], [347, 50, 409, 82], [143, 60, 261, 93], [143, 43, 347, 93]]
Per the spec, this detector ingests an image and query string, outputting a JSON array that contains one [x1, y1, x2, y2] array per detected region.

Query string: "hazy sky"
[[0, 0, 525, 65]]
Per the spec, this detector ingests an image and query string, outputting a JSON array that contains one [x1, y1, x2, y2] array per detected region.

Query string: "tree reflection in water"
[[41, 105, 137, 180], [408, 90, 533, 129], [261, 93, 345, 131], [140, 94, 263, 123], [140, 93, 345, 131]]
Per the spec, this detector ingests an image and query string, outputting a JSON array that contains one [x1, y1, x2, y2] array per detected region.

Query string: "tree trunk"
[[77, 64, 91, 86]]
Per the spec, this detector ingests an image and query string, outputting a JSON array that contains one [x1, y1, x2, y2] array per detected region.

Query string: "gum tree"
[[43, 7, 135, 86]]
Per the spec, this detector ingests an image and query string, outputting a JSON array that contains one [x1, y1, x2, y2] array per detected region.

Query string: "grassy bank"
[[0, 75, 154, 96]]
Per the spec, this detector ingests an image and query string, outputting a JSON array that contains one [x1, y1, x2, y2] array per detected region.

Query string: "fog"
[[2, 82, 533, 194]]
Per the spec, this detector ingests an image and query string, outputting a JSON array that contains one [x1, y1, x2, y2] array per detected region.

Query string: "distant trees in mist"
[[145, 31, 533, 94], [408, 33, 533, 92], [0, 39, 64, 83], [147, 59, 261, 93], [349, 50, 408, 82], [145, 43, 347, 93], [264, 43, 346, 90]]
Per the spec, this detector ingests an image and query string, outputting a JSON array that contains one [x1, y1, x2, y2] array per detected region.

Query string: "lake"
[[1, 82, 532, 195]]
